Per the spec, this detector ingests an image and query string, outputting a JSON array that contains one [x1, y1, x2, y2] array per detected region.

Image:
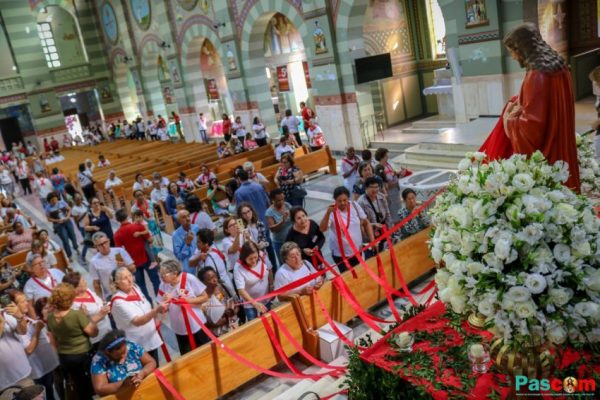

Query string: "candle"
[[470, 343, 485, 358], [396, 332, 412, 348]]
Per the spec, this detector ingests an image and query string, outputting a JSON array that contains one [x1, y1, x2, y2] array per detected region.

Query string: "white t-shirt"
[[156, 273, 207, 336], [71, 289, 112, 344], [33, 178, 54, 199], [193, 247, 235, 296], [281, 116, 300, 133], [307, 125, 323, 147], [111, 286, 162, 352], [71, 204, 88, 228], [341, 157, 361, 192], [0, 313, 32, 391], [275, 144, 294, 161], [0, 170, 12, 185], [221, 234, 245, 273], [252, 123, 267, 139], [89, 248, 134, 299], [198, 116, 207, 131], [105, 177, 123, 190], [274, 261, 319, 295], [233, 258, 271, 309], [327, 202, 367, 257], [23, 269, 65, 302], [19, 321, 59, 379], [98, 160, 111, 167], [132, 179, 152, 192], [190, 211, 215, 231], [150, 187, 168, 203]]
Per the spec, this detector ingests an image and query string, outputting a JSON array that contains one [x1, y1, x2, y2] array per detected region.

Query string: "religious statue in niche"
[[465, 0, 489, 28], [226, 44, 237, 71], [168, 59, 181, 85], [264, 13, 302, 56], [157, 55, 170, 82], [201, 40, 217, 71], [313, 20, 327, 54], [370, 0, 402, 20], [39, 94, 51, 113], [100, 84, 113, 103]]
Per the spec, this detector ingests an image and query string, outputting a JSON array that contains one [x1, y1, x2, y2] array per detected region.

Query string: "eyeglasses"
[[227, 223, 237, 228], [95, 240, 110, 247]]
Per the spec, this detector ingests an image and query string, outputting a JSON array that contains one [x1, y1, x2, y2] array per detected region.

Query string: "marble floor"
[[374, 96, 597, 148]]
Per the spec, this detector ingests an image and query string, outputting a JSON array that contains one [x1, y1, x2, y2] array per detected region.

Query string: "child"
[[132, 209, 158, 269], [243, 132, 258, 151]]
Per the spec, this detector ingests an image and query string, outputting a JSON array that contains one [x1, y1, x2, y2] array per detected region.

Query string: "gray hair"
[[159, 259, 182, 276], [280, 241, 301, 262], [111, 266, 131, 290], [92, 231, 108, 244], [243, 161, 255, 172], [27, 253, 44, 267]]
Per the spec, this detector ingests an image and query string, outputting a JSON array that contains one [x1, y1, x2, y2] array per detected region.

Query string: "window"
[[425, 0, 446, 58], [37, 22, 61, 68]]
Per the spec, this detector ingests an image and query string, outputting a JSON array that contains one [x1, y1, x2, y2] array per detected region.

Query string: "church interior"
[[0, 0, 599, 399]]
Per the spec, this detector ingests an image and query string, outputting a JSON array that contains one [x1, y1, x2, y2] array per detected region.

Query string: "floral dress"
[[397, 207, 430, 239], [132, 199, 164, 254], [91, 340, 144, 383]]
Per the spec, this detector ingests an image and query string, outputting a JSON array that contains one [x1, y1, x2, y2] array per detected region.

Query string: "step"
[[393, 154, 460, 171], [411, 120, 457, 129], [403, 147, 470, 162], [369, 142, 414, 152], [250, 383, 294, 400], [400, 127, 450, 135], [299, 376, 339, 398], [273, 379, 315, 400]]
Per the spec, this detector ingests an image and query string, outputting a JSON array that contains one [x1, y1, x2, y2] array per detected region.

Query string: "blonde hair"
[[49, 283, 76, 311]]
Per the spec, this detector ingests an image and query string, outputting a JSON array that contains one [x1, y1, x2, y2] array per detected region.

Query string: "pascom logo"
[[515, 375, 596, 396]]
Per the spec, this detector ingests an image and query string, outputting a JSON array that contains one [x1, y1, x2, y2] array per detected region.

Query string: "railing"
[[0, 76, 24, 95], [360, 112, 385, 148], [50, 63, 91, 83]]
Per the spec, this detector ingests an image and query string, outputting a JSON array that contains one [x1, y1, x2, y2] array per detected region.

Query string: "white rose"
[[551, 160, 569, 183], [546, 323, 567, 345], [501, 296, 515, 311], [450, 294, 467, 314], [473, 152, 486, 161], [512, 173, 535, 192], [447, 204, 472, 229], [514, 301, 537, 319], [553, 203, 579, 224], [516, 223, 545, 246], [553, 244, 571, 265], [546, 190, 566, 203], [494, 236, 513, 260], [524, 273, 547, 294], [466, 262, 484, 275], [447, 260, 466, 275], [548, 287, 572, 306], [478, 300, 495, 317], [573, 242, 591, 258], [458, 158, 472, 171], [582, 267, 600, 292], [574, 302, 600, 320], [435, 268, 451, 287], [506, 286, 531, 302]]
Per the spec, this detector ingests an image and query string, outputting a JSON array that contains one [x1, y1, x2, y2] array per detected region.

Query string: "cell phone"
[[0, 294, 11, 307], [236, 219, 245, 231]]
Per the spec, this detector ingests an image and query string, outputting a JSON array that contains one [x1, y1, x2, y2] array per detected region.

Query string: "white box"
[[317, 322, 353, 363]]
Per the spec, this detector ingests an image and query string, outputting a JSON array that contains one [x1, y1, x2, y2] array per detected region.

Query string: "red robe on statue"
[[479, 68, 580, 191]]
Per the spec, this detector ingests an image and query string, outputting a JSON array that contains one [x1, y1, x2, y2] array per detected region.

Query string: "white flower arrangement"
[[576, 132, 600, 195], [430, 151, 600, 347]]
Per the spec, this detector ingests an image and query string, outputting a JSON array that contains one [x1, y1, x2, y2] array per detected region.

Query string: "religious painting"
[[39, 94, 51, 113], [176, 0, 198, 11], [206, 78, 219, 100], [313, 20, 327, 54], [101, 1, 118, 44], [363, 0, 412, 56], [163, 86, 173, 104], [99, 84, 113, 103], [200, 39, 218, 72], [168, 59, 181, 86], [130, 0, 151, 30], [226, 44, 237, 71], [277, 66, 290, 92], [263, 13, 303, 57], [537, 0, 567, 58], [465, 0, 489, 28]]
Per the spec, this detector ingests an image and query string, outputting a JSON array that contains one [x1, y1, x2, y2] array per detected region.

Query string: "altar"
[[349, 302, 599, 399]]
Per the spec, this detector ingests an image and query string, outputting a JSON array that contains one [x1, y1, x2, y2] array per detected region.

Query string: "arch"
[[239, 0, 312, 134], [140, 39, 167, 118], [108, 47, 127, 69]]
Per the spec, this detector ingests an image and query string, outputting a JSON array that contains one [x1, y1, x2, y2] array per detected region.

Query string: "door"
[[0, 117, 23, 151]]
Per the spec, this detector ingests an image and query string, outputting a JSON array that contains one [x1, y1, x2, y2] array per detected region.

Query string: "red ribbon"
[[154, 369, 186, 400], [332, 204, 358, 278], [155, 321, 172, 363]]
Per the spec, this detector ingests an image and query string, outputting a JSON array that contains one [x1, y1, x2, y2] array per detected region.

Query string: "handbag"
[[290, 185, 307, 199]]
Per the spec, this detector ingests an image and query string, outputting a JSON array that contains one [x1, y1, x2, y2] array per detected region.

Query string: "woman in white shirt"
[[192, 228, 235, 296], [23, 255, 65, 306], [104, 170, 123, 192], [252, 116, 268, 147], [0, 300, 32, 394], [156, 260, 209, 355], [110, 267, 166, 365], [274, 242, 323, 300], [319, 186, 374, 274], [63, 272, 111, 348], [233, 242, 273, 321], [232, 116, 246, 142], [132, 173, 153, 192], [9, 290, 59, 400], [221, 216, 246, 274]]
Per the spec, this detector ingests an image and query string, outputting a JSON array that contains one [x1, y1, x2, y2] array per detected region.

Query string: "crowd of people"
[[0, 102, 432, 399]]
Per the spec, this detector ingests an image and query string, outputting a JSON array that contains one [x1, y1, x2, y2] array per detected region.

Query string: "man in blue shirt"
[[172, 210, 200, 274], [234, 169, 270, 225]]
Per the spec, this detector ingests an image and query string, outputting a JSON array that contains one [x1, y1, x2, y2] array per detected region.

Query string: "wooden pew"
[[102, 228, 434, 400]]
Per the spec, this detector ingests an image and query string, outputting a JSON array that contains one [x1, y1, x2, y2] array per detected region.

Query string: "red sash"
[[32, 275, 56, 293], [191, 212, 199, 225], [210, 247, 226, 262], [110, 287, 142, 306], [240, 259, 265, 280], [74, 289, 96, 304], [158, 273, 198, 351], [342, 158, 357, 168]]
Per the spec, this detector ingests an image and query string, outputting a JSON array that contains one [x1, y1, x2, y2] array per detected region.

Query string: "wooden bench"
[[102, 228, 434, 399]]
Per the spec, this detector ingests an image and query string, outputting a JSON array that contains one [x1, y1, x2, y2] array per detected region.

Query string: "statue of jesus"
[[479, 23, 580, 191]]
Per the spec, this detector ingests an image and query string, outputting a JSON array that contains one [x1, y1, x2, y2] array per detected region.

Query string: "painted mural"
[[464, 0, 489, 28], [130, 0, 151, 29], [263, 13, 303, 57], [538, 0, 568, 58], [363, 0, 412, 57]]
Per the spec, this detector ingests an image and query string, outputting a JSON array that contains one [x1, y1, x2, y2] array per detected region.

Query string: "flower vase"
[[489, 338, 560, 379]]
